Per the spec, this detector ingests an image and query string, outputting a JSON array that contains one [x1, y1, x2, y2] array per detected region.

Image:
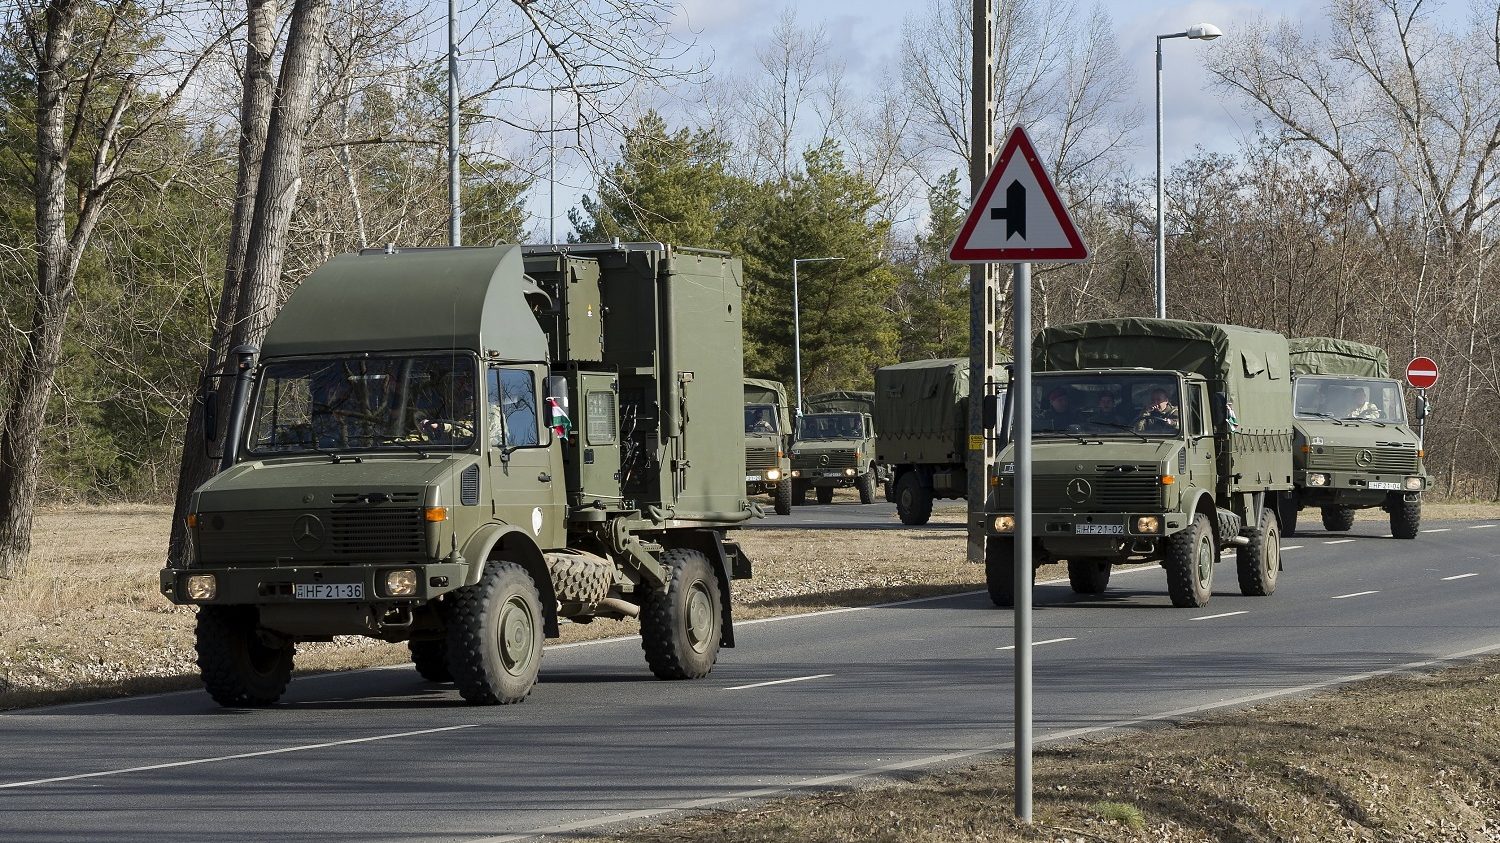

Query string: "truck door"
[[1186, 382, 1215, 487], [486, 364, 564, 548]]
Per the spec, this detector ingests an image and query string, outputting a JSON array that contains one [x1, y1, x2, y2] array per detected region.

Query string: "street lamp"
[[791, 256, 844, 417], [1155, 21, 1223, 318]]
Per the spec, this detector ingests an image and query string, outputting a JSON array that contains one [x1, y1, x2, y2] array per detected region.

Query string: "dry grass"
[[592, 656, 1500, 843]]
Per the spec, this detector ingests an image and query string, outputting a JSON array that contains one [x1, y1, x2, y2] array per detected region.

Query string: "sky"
[[524, 0, 1458, 240]]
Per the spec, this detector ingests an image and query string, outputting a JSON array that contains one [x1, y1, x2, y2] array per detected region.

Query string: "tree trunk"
[[0, 0, 77, 581], [168, 0, 280, 567]]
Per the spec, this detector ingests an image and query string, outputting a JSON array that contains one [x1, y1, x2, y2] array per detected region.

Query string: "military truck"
[[983, 318, 1293, 609], [875, 359, 972, 525], [1283, 337, 1427, 538], [161, 243, 756, 707], [743, 378, 793, 515], [790, 390, 885, 504]]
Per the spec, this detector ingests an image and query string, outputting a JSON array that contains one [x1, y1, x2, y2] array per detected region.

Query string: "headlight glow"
[[1135, 516, 1161, 533], [844, 468, 856, 476], [1308, 473, 1328, 487], [185, 574, 217, 601], [384, 569, 418, 597], [765, 468, 782, 481], [991, 515, 1015, 533]]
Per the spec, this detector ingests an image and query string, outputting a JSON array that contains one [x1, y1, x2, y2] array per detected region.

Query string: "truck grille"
[[1309, 446, 1419, 473], [1021, 465, 1162, 512], [329, 508, 424, 556], [793, 449, 858, 470], [746, 447, 777, 471], [196, 508, 425, 563]]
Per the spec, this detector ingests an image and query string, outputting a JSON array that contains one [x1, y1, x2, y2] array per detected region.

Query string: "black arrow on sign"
[[989, 180, 1026, 239]]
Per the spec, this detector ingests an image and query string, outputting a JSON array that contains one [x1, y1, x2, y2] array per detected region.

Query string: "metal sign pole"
[[1011, 260, 1033, 822]]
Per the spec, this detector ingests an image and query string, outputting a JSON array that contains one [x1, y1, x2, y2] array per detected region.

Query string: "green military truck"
[[983, 318, 1293, 609], [161, 243, 756, 707], [875, 359, 972, 525], [1283, 337, 1427, 538], [743, 378, 793, 515], [791, 390, 885, 504]]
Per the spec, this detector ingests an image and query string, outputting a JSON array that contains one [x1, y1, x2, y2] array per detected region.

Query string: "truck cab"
[[791, 410, 879, 504], [742, 378, 793, 515]]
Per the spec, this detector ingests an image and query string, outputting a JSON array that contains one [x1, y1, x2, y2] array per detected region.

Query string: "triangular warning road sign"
[[949, 125, 1088, 264]]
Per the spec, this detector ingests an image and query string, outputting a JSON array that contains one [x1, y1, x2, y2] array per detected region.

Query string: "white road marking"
[[995, 637, 1076, 651], [1469, 524, 1495, 529], [1424, 528, 1450, 533], [725, 674, 833, 691], [0, 724, 478, 790], [1280, 545, 1304, 550], [1442, 573, 1479, 581], [1190, 611, 1248, 621], [1324, 539, 1356, 544], [1331, 590, 1379, 599], [469, 642, 1500, 843]]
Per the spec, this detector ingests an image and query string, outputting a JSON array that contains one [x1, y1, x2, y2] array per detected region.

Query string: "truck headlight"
[[383, 569, 418, 597], [1404, 476, 1424, 490], [765, 468, 782, 482], [791, 470, 801, 478], [1135, 516, 1161, 534], [1308, 473, 1328, 487], [991, 515, 1015, 533], [844, 468, 856, 476], [185, 574, 217, 601]]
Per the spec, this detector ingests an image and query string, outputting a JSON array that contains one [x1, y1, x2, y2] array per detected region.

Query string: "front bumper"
[[1296, 469, 1427, 505], [160, 561, 471, 606], [975, 510, 1179, 554], [791, 466, 860, 486]]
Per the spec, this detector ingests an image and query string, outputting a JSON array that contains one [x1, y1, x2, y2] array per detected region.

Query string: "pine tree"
[[897, 171, 970, 360]]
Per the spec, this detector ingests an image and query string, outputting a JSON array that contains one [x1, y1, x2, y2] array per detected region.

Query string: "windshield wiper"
[[380, 438, 432, 459], [309, 446, 357, 463], [1085, 421, 1149, 442], [1036, 428, 1095, 444], [1301, 411, 1345, 426], [1342, 416, 1386, 427]]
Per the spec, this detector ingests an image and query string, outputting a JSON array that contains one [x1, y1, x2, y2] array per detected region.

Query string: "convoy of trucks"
[[743, 378, 794, 515], [161, 243, 755, 707], [791, 390, 885, 504], [1284, 337, 1428, 539]]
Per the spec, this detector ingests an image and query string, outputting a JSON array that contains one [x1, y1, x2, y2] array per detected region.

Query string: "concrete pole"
[[447, 0, 460, 247], [966, 0, 996, 564], [1011, 261, 1033, 824], [1154, 36, 1165, 318]]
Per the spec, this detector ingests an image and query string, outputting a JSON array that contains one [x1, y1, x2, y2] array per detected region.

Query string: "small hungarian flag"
[[547, 396, 572, 440]]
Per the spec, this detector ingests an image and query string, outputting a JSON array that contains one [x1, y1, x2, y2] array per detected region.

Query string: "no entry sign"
[[1405, 357, 1439, 389]]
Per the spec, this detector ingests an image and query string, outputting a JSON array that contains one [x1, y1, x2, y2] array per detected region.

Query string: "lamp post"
[[791, 257, 844, 417], [1155, 21, 1223, 318]]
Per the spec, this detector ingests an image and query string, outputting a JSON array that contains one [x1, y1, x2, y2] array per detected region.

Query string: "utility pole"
[[966, 0, 996, 564], [447, 0, 460, 247]]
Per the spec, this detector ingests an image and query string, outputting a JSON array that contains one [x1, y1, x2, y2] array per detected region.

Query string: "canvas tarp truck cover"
[[875, 359, 968, 464], [744, 378, 791, 432], [1287, 337, 1390, 378], [806, 390, 875, 415]]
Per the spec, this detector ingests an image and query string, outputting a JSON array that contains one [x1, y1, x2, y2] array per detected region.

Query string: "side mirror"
[[1211, 394, 1228, 427], [982, 394, 999, 430], [1415, 393, 1428, 420], [203, 389, 219, 443]]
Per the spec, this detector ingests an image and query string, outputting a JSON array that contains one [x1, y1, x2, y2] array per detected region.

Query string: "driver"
[[1038, 388, 1077, 430], [747, 408, 775, 434], [1346, 386, 1381, 420], [1135, 387, 1181, 433]]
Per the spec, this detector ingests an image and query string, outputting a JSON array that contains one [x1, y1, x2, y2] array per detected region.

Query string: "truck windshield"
[[1034, 373, 1183, 437], [744, 404, 779, 435], [247, 353, 478, 455], [797, 413, 864, 440], [1294, 376, 1407, 424]]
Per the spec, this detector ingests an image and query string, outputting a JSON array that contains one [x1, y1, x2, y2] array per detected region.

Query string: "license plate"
[[745, 474, 760, 482], [1076, 523, 1125, 535], [294, 583, 364, 600], [1367, 481, 1400, 490]]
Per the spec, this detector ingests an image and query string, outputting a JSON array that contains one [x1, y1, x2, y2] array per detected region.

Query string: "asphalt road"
[[3, 516, 1498, 842]]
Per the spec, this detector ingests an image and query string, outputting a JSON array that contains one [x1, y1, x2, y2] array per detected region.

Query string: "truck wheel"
[[408, 638, 451, 682], [1277, 492, 1299, 537], [773, 477, 793, 515], [1321, 506, 1355, 532], [816, 485, 834, 504], [640, 548, 722, 679], [195, 605, 295, 707], [986, 536, 1016, 607], [793, 480, 808, 505], [1236, 506, 1280, 597], [895, 473, 933, 525], [446, 561, 544, 705], [857, 468, 878, 504], [1066, 558, 1111, 594], [1164, 513, 1215, 608], [1390, 494, 1421, 539]]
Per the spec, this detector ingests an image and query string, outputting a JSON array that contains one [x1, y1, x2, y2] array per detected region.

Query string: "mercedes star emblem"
[[1066, 477, 1092, 503], [292, 514, 324, 551]]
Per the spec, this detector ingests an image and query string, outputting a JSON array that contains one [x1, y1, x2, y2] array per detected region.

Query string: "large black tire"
[[895, 473, 933, 525], [773, 477, 793, 515], [793, 479, 808, 505], [1321, 506, 1356, 532], [1236, 506, 1280, 597], [857, 468, 878, 504], [195, 605, 295, 707], [1066, 558, 1111, 594], [446, 561, 544, 705], [640, 548, 723, 679], [408, 638, 451, 682], [1277, 492, 1299, 537], [986, 536, 1016, 607], [1163, 513, 1215, 608], [816, 485, 834, 504], [1390, 494, 1421, 539]]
